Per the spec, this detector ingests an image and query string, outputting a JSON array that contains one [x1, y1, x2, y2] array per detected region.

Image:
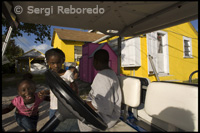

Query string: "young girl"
[[2, 73, 49, 132], [39, 48, 78, 119]]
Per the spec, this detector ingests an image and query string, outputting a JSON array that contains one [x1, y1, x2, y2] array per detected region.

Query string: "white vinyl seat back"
[[144, 82, 198, 131], [118, 76, 141, 107]]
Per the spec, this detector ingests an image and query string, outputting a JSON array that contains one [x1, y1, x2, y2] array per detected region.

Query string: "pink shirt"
[[11, 93, 44, 117]]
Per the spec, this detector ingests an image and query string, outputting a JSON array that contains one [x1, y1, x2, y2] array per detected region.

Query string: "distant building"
[[15, 49, 46, 73]]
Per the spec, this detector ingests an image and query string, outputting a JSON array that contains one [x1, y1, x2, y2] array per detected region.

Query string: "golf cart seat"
[[143, 82, 198, 131], [105, 75, 149, 132]]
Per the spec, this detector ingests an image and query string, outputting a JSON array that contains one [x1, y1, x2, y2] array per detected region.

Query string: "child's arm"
[[2, 103, 15, 115]]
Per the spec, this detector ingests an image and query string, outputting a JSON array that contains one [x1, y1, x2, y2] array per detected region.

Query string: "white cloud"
[[31, 44, 52, 54]]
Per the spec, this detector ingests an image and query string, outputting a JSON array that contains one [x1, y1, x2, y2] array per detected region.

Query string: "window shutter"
[[121, 37, 141, 67]]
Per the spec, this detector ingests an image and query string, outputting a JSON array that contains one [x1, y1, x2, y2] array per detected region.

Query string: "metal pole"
[[189, 70, 198, 83], [148, 55, 160, 81], [117, 36, 122, 75], [2, 26, 13, 57]]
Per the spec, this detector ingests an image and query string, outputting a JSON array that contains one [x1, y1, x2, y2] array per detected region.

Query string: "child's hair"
[[18, 73, 35, 91], [94, 49, 109, 64], [45, 48, 65, 62], [69, 66, 78, 74], [68, 66, 75, 70]]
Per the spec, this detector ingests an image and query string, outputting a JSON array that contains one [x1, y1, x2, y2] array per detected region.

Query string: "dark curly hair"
[[18, 73, 35, 91], [45, 48, 65, 62], [94, 49, 109, 64]]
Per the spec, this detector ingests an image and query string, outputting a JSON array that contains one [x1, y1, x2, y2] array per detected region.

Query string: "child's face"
[[18, 80, 36, 103], [47, 55, 64, 73]]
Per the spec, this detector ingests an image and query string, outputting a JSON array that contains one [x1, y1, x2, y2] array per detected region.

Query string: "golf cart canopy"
[[3, 1, 198, 37]]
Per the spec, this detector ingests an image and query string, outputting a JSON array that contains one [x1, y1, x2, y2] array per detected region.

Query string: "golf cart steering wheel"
[[39, 69, 107, 132]]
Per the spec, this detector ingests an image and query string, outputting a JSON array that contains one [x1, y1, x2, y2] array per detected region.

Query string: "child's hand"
[[2, 103, 15, 114], [38, 90, 49, 99]]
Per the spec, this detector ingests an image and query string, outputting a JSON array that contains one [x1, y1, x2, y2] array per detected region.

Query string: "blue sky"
[[2, 19, 198, 54]]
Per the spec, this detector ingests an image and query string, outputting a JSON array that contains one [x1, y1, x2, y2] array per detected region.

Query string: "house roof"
[[17, 49, 45, 60], [52, 28, 107, 46]]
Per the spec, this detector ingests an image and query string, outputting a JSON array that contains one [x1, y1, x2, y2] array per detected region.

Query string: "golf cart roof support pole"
[[2, 26, 13, 57], [2, 1, 19, 57], [117, 36, 122, 75]]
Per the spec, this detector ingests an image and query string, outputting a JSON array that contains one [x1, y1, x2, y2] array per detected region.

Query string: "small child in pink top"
[[2, 73, 49, 132]]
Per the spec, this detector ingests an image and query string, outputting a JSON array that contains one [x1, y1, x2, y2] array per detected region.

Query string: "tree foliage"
[[2, 18, 51, 44], [2, 35, 24, 73], [2, 35, 24, 64]]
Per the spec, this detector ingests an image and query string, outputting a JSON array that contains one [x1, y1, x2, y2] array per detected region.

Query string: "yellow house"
[[51, 28, 106, 66], [98, 22, 198, 82], [51, 22, 198, 82]]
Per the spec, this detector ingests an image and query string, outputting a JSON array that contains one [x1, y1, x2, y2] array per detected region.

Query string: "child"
[[39, 48, 78, 119], [78, 49, 122, 131], [2, 73, 49, 132]]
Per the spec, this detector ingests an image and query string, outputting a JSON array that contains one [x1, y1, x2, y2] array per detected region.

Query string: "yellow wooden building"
[[51, 28, 106, 66], [99, 22, 198, 82], [51, 22, 198, 82]]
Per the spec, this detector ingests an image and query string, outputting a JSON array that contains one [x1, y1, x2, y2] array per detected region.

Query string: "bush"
[[2, 63, 15, 74]]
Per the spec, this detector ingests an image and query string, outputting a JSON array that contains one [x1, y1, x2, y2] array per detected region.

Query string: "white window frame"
[[183, 36, 193, 58]]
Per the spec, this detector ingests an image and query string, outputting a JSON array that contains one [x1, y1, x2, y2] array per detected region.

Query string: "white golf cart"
[[2, 1, 198, 132]]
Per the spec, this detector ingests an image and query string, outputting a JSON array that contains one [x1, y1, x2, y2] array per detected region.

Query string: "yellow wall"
[[99, 22, 198, 82], [52, 32, 84, 64], [163, 22, 198, 81]]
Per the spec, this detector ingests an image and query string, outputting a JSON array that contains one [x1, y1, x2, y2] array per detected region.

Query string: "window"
[[183, 36, 192, 58], [157, 33, 164, 53], [74, 46, 82, 62]]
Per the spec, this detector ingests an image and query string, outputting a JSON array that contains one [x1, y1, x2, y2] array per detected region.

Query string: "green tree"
[[2, 35, 24, 73], [2, 18, 51, 44]]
